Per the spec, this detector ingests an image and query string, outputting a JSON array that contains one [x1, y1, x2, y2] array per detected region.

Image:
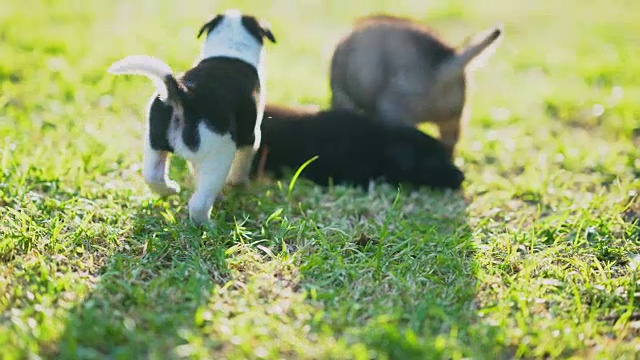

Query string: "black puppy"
[[252, 105, 464, 189], [109, 9, 276, 225]]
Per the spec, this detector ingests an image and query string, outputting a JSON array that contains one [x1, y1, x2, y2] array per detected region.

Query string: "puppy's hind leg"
[[143, 138, 181, 196], [188, 135, 237, 226], [226, 146, 256, 186], [143, 95, 180, 196], [226, 102, 260, 186]]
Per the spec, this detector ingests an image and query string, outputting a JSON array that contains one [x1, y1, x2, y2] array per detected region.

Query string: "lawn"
[[1, 0, 639, 359]]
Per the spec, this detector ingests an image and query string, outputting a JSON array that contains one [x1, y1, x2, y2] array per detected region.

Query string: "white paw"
[[188, 195, 212, 226], [189, 212, 211, 227], [147, 180, 181, 196]]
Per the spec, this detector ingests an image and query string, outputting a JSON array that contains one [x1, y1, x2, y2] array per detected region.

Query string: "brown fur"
[[330, 15, 502, 158]]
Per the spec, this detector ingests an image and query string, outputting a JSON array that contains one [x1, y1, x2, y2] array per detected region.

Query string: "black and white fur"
[[252, 105, 465, 190], [108, 9, 276, 225]]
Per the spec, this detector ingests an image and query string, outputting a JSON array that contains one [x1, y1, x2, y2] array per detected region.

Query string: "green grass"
[[1, 0, 639, 358]]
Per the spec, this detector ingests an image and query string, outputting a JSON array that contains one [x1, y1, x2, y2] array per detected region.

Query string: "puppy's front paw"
[[188, 195, 212, 226], [147, 180, 181, 196], [189, 213, 211, 227]]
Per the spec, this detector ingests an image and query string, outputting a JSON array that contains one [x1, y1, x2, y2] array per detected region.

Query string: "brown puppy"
[[330, 15, 502, 158]]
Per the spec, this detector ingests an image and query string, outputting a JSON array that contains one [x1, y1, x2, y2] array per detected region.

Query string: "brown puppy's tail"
[[108, 55, 184, 104], [437, 25, 503, 83]]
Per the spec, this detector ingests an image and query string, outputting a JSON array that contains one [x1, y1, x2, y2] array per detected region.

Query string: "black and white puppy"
[[252, 105, 465, 190], [108, 9, 276, 225]]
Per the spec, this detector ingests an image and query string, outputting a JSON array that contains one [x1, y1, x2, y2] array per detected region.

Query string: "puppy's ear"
[[241, 16, 277, 44], [259, 20, 277, 44], [197, 15, 223, 39]]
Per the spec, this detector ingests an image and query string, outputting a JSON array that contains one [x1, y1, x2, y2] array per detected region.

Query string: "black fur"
[[148, 98, 174, 152], [241, 16, 276, 44], [148, 58, 260, 153], [252, 105, 465, 189], [197, 15, 223, 39]]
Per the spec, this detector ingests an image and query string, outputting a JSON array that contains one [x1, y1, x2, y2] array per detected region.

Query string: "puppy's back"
[[180, 58, 262, 146], [258, 105, 382, 186], [257, 105, 463, 189], [183, 58, 259, 97]]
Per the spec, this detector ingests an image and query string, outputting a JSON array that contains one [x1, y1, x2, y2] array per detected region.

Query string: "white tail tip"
[[108, 55, 174, 100], [108, 55, 172, 76]]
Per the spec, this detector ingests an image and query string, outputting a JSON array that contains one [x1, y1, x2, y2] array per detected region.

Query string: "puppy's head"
[[198, 10, 276, 44], [196, 10, 276, 67]]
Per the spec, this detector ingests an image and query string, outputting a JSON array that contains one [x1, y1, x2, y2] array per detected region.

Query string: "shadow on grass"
[[48, 168, 502, 358], [52, 197, 232, 359], [290, 184, 504, 359]]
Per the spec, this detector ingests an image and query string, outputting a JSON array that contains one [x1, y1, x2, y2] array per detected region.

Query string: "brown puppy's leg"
[[437, 119, 461, 159]]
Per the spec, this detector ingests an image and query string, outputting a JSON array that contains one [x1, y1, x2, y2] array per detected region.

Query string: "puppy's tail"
[[437, 25, 502, 83], [108, 55, 183, 102]]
